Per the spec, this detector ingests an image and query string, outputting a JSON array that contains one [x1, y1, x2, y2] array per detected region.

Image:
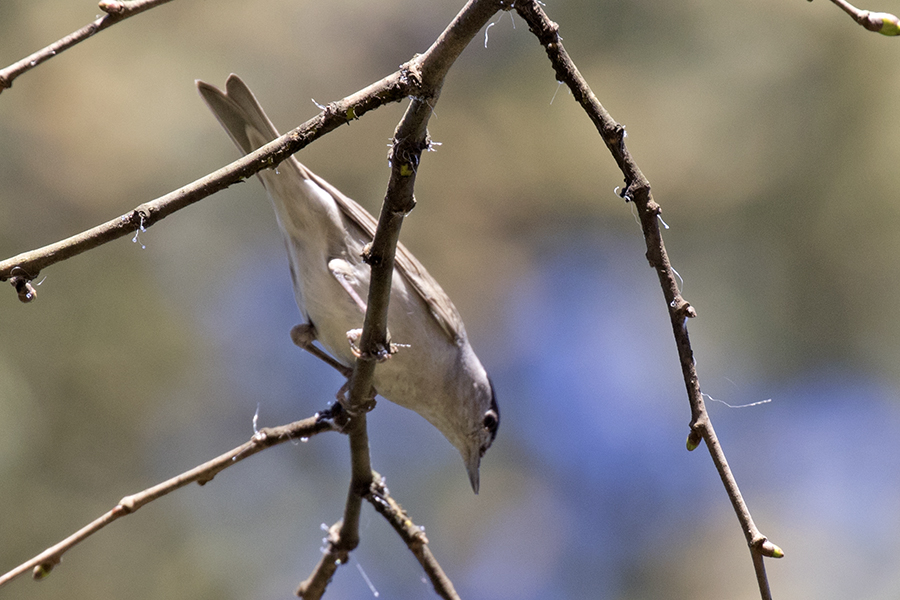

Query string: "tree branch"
[[0, 0, 177, 94], [0, 69, 422, 296], [514, 2, 783, 598], [0, 411, 337, 589], [2, 1, 789, 597], [364, 476, 460, 600], [2, 1, 502, 595], [297, 1, 505, 596]]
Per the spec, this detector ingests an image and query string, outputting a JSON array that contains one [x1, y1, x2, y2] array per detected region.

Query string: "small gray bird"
[[197, 75, 498, 492]]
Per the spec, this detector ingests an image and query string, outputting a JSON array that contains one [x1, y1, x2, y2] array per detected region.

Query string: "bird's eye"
[[482, 410, 499, 434]]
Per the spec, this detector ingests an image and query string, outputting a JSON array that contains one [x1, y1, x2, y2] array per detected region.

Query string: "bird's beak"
[[466, 451, 481, 494]]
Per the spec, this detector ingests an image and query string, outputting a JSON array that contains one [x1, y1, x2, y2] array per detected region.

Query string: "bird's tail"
[[196, 74, 283, 157]]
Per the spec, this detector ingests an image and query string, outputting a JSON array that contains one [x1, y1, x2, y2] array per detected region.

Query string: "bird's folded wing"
[[198, 74, 466, 346], [303, 167, 467, 346]]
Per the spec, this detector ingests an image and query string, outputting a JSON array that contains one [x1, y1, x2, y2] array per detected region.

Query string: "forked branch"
[[298, 1, 506, 596]]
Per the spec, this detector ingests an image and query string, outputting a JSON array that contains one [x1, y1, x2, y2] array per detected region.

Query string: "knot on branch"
[[620, 178, 651, 206], [398, 59, 424, 94], [311, 401, 354, 434], [670, 295, 696, 319], [316, 100, 359, 127], [361, 241, 380, 267], [518, 3, 560, 47], [613, 123, 626, 145], [317, 402, 344, 426], [131, 205, 152, 230], [337, 368, 379, 416], [116, 495, 138, 514], [388, 133, 431, 180]]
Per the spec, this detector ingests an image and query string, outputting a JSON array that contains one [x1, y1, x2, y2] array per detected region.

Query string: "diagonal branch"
[[0, 411, 338, 589], [296, 1, 506, 597], [514, 2, 783, 599], [0, 0, 177, 94], [364, 476, 460, 600], [0, 68, 422, 295]]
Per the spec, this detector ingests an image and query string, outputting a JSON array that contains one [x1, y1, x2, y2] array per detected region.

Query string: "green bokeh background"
[[2, 1, 900, 598]]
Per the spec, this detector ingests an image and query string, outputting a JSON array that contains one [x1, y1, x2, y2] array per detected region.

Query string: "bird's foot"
[[346, 328, 407, 362]]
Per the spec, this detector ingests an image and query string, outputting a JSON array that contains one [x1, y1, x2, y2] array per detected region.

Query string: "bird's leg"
[[290, 323, 377, 414], [290, 323, 352, 378]]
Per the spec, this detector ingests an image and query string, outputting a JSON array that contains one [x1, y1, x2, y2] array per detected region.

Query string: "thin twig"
[[297, 473, 463, 600], [295, 520, 347, 599], [820, 0, 900, 35], [0, 412, 337, 589], [364, 476, 460, 600], [514, 2, 783, 598], [0, 0, 177, 93], [0, 71, 419, 291]]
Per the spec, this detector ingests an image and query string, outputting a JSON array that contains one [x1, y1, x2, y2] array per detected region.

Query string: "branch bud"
[[874, 12, 900, 35], [686, 430, 702, 451], [858, 10, 900, 35]]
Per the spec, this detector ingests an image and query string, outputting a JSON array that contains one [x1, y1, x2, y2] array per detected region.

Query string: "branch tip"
[[861, 10, 900, 35], [822, 0, 900, 35]]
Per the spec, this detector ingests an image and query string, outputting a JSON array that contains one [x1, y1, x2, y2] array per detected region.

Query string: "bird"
[[197, 75, 498, 493]]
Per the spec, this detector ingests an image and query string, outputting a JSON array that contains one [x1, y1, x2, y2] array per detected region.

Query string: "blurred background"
[[2, 0, 899, 598]]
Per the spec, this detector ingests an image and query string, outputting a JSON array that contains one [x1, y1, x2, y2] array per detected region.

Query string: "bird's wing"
[[302, 165, 467, 345], [197, 74, 466, 345]]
